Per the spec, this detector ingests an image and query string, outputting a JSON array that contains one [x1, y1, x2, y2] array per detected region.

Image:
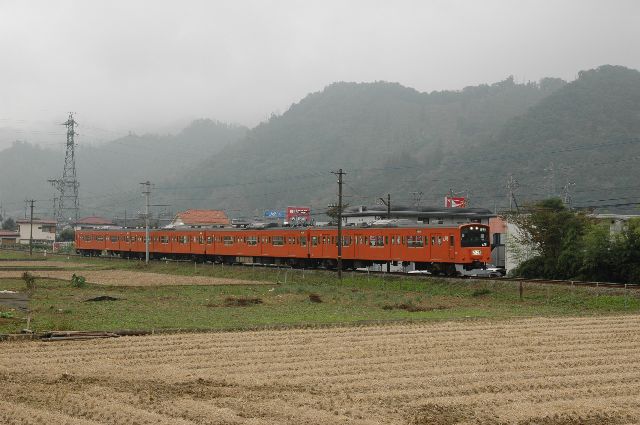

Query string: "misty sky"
[[1, 0, 639, 147]]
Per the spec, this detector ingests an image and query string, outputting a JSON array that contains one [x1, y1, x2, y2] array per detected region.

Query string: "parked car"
[[461, 265, 505, 278]]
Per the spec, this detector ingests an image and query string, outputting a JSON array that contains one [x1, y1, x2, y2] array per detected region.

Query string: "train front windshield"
[[461, 226, 489, 247]]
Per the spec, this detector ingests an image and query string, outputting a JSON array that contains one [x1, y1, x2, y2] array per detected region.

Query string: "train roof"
[[78, 221, 488, 232]]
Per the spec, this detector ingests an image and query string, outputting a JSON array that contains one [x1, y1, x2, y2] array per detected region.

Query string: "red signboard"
[[445, 196, 466, 208], [286, 206, 311, 223]]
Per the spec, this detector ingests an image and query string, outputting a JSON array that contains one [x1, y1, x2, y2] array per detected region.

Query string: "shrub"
[[71, 274, 87, 288], [22, 272, 36, 291]]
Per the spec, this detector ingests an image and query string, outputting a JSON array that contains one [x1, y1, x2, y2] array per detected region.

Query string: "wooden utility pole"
[[379, 194, 391, 272], [331, 169, 345, 279], [27, 200, 35, 256]]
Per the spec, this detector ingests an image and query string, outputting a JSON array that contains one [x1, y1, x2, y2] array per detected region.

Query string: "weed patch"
[[471, 288, 492, 297], [223, 296, 263, 307], [308, 293, 322, 303]]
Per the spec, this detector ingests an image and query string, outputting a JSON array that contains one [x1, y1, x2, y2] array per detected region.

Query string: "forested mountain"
[[460, 65, 640, 210], [0, 119, 247, 218], [165, 76, 565, 216], [2, 65, 638, 221]]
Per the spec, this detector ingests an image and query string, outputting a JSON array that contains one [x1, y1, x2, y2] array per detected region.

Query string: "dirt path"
[[0, 261, 90, 268], [0, 269, 265, 286], [1, 315, 639, 424]]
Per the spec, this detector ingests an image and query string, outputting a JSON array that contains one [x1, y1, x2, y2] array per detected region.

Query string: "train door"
[[321, 233, 334, 259], [308, 231, 323, 260], [448, 233, 456, 260], [353, 233, 369, 260], [431, 233, 444, 261]]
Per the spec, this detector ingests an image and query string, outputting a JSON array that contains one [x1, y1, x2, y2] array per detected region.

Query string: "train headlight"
[[471, 249, 482, 256]]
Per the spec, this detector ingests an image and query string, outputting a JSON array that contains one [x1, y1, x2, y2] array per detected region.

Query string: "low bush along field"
[[0, 252, 639, 333]]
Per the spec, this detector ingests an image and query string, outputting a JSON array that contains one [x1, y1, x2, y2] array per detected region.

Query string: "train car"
[[75, 222, 491, 275]]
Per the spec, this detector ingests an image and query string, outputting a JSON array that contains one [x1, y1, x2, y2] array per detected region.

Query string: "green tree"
[[580, 223, 614, 281], [59, 228, 75, 242], [2, 217, 16, 231], [609, 218, 640, 283], [511, 199, 589, 279]]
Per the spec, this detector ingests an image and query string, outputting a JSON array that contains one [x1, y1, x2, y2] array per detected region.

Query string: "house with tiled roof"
[[0, 230, 20, 246], [74, 216, 115, 230], [16, 218, 57, 245], [170, 209, 230, 228]]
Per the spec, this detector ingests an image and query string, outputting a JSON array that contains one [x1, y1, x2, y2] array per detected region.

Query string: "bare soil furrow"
[[2, 315, 639, 424]]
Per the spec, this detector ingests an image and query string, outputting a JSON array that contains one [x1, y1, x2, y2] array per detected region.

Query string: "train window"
[[341, 236, 351, 246], [385, 236, 388, 245], [396, 236, 401, 245], [223, 236, 233, 245], [272, 236, 284, 246], [431, 236, 436, 245], [450, 235, 455, 246], [206, 236, 213, 244], [246, 236, 258, 246], [461, 226, 489, 247], [110, 236, 118, 242], [408, 236, 424, 248], [299, 236, 307, 246], [96, 235, 104, 241], [160, 236, 169, 244], [437, 236, 442, 245], [198, 236, 204, 244], [312, 236, 318, 246], [370, 236, 384, 247], [178, 236, 188, 244]]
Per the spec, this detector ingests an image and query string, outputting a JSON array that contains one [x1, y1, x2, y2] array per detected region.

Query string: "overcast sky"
[[1, 0, 639, 146]]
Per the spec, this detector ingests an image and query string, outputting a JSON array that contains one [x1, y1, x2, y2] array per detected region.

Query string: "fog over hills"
[[1, 65, 638, 221], [0, 120, 247, 218]]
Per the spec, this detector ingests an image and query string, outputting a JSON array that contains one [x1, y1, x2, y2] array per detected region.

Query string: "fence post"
[[519, 281, 523, 301], [625, 284, 629, 309]]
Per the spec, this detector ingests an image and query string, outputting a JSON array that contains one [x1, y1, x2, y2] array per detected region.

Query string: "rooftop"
[[76, 216, 114, 225], [173, 209, 230, 226], [0, 230, 19, 237], [16, 218, 57, 225]]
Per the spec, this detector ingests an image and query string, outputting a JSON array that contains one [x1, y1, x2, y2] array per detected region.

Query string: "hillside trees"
[[512, 199, 640, 283]]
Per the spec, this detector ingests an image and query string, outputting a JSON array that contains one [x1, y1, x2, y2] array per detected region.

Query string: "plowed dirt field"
[[1, 315, 639, 424]]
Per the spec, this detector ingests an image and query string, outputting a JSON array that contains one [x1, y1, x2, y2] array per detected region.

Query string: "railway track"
[[1, 247, 638, 290], [358, 269, 640, 290]]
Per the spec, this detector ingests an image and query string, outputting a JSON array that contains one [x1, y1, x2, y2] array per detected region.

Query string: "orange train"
[[75, 223, 491, 275]]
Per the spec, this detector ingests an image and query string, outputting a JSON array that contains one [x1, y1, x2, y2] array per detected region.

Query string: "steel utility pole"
[[331, 169, 346, 279], [506, 174, 520, 213], [378, 194, 391, 272], [140, 181, 151, 264], [27, 200, 35, 256]]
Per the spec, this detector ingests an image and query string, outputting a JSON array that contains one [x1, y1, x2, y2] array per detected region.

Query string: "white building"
[[16, 219, 56, 245]]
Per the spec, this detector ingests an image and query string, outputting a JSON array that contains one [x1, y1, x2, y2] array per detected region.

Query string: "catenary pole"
[[331, 169, 345, 279], [140, 181, 151, 264], [378, 194, 391, 272]]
